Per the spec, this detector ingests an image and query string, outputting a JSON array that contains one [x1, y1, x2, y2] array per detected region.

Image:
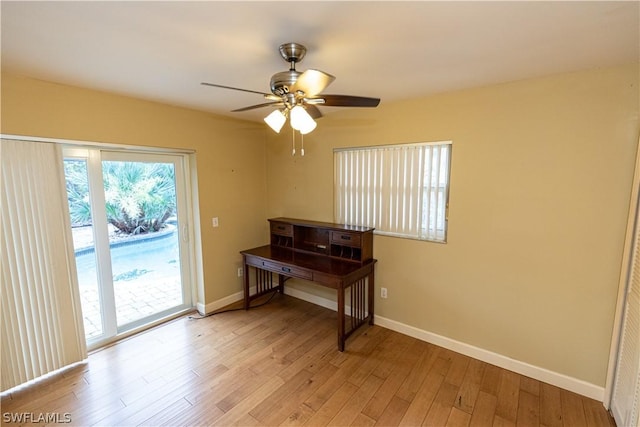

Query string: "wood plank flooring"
[[1, 294, 615, 426]]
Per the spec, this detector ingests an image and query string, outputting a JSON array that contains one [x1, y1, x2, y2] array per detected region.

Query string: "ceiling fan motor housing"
[[270, 70, 301, 96]]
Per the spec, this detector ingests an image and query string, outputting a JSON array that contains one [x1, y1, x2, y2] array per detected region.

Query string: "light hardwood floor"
[[1, 294, 615, 426]]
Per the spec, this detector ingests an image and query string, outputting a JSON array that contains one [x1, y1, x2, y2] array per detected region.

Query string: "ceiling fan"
[[201, 42, 380, 135]]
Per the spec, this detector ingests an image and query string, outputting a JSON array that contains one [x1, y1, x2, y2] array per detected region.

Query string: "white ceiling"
[[1, 1, 638, 122]]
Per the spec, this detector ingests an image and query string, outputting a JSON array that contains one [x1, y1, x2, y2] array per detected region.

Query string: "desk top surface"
[[241, 245, 376, 277], [269, 217, 374, 233]]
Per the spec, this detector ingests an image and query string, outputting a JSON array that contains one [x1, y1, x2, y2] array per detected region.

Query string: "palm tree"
[[64, 159, 93, 226], [65, 160, 176, 235]]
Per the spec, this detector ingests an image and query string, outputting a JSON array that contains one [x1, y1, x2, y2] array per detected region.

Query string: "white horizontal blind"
[[1, 139, 87, 392], [335, 142, 451, 242]]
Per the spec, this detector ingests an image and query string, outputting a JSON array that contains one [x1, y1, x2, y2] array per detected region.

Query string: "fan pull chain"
[[290, 129, 306, 157], [291, 128, 296, 156]]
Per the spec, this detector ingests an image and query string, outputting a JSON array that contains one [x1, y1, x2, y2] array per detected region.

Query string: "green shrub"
[[65, 160, 176, 235]]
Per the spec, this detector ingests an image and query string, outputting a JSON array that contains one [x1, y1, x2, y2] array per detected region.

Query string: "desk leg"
[[243, 257, 250, 310], [337, 286, 345, 352], [368, 272, 375, 325]]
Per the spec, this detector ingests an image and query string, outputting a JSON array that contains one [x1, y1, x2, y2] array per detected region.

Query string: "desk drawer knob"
[[341, 235, 351, 240], [282, 267, 291, 273]]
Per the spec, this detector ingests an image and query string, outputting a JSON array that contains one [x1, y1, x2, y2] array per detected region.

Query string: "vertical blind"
[[1, 139, 87, 392], [334, 142, 451, 242]]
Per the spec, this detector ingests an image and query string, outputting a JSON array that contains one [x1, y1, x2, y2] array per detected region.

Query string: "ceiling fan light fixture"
[[264, 109, 287, 133], [299, 119, 317, 135], [290, 105, 317, 134], [203, 43, 380, 141]]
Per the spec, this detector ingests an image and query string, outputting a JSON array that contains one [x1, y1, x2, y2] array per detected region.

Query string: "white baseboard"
[[198, 285, 348, 315], [283, 287, 605, 401], [283, 286, 338, 311], [373, 315, 604, 402], [197, 290, 244, 315], [200, 287, 604, 402]]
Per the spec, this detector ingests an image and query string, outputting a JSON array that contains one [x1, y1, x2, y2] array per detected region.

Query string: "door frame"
[[74, 147, 198, 350], [2, 133, 201, 351]]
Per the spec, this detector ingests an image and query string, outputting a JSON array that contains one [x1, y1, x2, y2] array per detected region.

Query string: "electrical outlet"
[[237, 267, 243, 277], [380, 287, 388, 299], [212, 217, 219, 227]]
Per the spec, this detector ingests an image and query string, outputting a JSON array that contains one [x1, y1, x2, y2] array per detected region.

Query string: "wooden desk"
[[240, 218, 376, 351]]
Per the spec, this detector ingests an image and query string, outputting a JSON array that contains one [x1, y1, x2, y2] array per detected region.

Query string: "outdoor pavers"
[[73, 226, 184, 342], [80, 273, 182, 341]]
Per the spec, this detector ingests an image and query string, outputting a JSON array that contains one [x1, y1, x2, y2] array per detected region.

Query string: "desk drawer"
[[260, 259, 313, 280], [330, 231, 361, 247], [270, 222, 293, 236]]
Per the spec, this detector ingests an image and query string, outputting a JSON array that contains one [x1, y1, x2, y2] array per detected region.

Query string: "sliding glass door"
[[64, 148, 193, 347]]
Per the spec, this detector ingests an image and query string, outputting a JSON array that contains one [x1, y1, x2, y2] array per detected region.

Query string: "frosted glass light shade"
[[264, 110, 287, 133], [290, 106, 317, 134]]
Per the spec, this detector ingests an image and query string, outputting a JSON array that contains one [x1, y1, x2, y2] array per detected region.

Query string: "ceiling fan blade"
[[305, 104, 323, 119], [311, 94, 380, 107], [201, 82, 271, 97], [232, 101, 284, 112], [291, 69, 335, 96]]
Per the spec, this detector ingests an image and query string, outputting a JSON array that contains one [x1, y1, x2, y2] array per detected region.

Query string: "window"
[[334, 141, 452, 243]]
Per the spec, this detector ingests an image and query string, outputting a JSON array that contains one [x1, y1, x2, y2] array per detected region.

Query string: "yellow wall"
[[1, 73, 268, 306], [265, 64, 640, 387], [3, 64, 639, 389]]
